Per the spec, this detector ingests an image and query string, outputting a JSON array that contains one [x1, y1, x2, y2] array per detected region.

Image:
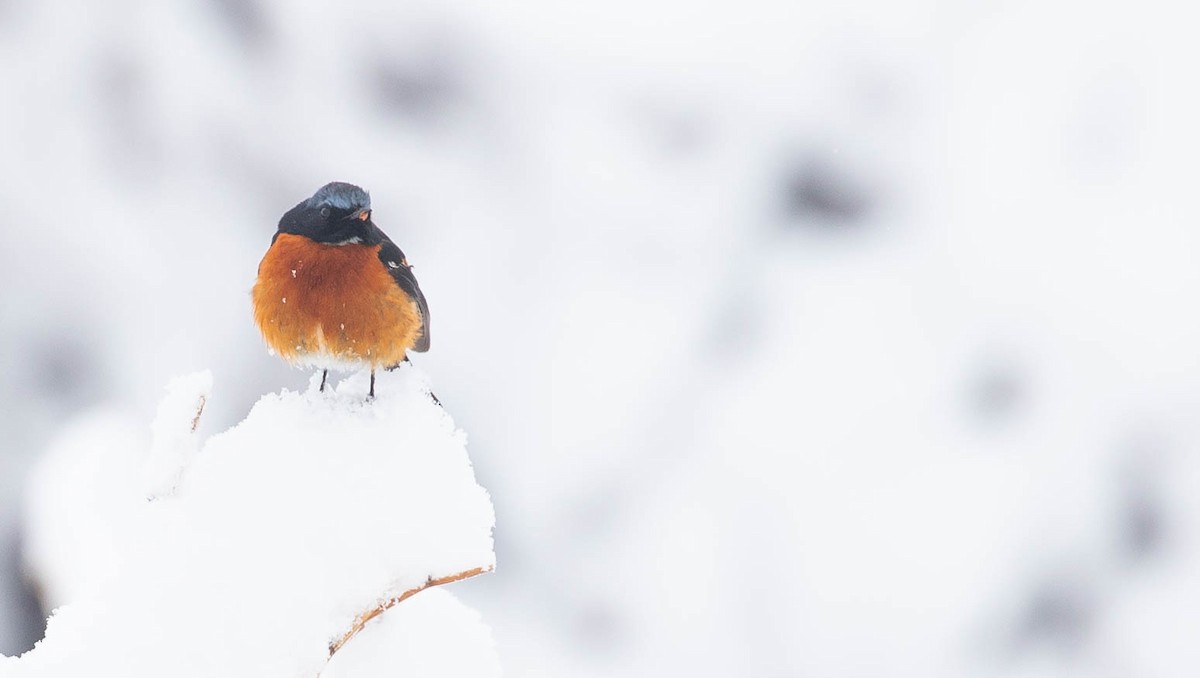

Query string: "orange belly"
[[252, 233, 423, 369]]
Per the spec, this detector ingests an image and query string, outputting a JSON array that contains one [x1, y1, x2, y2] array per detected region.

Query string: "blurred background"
[[2, 0, 1200, 675]]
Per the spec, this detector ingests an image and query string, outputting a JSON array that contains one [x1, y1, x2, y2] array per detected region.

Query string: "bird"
[[252, 182, 430, 398]]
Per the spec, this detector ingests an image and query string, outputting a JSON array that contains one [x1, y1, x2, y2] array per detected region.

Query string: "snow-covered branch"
[[6, 367, 497, 677], [326, 565, 491, 658]]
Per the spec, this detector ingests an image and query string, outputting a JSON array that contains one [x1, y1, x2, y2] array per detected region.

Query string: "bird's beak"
[[353, 209, 371, 222]]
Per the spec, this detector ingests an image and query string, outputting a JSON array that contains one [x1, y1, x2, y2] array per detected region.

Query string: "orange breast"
[[252, 233, 423, 368]]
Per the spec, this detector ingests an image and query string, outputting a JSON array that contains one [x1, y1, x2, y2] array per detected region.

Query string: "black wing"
[[375, 231, 431, 352]]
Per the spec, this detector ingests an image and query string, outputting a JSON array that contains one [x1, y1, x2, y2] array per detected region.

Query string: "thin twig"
[[190, 395, 207, 433], [326, 566, 491, 658]]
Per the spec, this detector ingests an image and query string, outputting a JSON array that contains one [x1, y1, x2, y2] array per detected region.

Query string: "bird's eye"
[[358, 209, 371, 222], [320, 207, 330, 218]]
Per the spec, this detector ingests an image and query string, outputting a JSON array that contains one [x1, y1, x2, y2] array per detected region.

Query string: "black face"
[[277, 182, 381, 245]]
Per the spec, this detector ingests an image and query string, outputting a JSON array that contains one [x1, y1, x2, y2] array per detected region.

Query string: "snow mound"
[[6, 366, 496, 677]]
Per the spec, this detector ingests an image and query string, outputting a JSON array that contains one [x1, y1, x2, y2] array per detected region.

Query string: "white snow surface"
[[6, 366, 496, 677]]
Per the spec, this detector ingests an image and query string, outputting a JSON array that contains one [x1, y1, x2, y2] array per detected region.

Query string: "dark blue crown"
[[306, 182, 371, 211]]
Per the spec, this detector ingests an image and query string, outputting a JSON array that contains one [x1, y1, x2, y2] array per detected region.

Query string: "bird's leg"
[[319, 369, 328, 392], [369, 369, 376, 399]]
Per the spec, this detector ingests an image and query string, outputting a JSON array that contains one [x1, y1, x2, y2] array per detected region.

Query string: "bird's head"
[[277, 182, 376, 245]]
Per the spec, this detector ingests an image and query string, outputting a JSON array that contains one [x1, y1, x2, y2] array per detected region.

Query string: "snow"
[[6, 366, 495, 677], [142, 371, 212, 499], [20, 410, 146, 612]]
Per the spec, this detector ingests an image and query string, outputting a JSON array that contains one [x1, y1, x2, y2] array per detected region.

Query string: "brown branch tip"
[[190, 395, 207, 433], [327, 565, 492, 657]]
